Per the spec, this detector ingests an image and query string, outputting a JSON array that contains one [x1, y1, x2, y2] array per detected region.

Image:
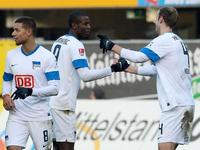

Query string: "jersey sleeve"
[[2, 53, 13, 96], [121, 48, 149, 63], [44, 54, 60, 81], [140, 36, 170, 63], [32, 53, 60, 97], [77, 67, 112, 82], [70, 40, 89, 69], [137, 64, 157, 76], [3, 53, 13, 82]]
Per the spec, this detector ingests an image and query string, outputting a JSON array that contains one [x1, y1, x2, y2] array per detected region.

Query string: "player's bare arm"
[[2, 94, 15, 110]]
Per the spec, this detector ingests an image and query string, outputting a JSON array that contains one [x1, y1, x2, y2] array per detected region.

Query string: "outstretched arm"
[[77, 67, 112, 82], [97, 35, 149, 63], [125, 64, 157, 76], [77, 58, 129, 82]]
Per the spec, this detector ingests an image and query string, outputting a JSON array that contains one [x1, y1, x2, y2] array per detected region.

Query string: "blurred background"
[[0, 0, 200, 40], [0, 0, 200, 150]]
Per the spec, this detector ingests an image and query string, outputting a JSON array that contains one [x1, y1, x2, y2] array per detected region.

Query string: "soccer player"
[[50, 12, 129, 150], [2, 16, 60, 150], [98, 7, 195, 150]]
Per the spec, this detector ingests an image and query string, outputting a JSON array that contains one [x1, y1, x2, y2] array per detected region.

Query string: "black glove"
[[11, 87, 33, 100], [97, 35, 115, 53], [111, 57, 129, 72]]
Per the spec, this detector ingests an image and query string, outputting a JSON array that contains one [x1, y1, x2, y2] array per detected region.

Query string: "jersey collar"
[[21, 45, 40, 56], [67, 30, 79, 40]]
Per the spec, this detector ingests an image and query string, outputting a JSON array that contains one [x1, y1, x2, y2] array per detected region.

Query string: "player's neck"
[[68, 30, 79, 39], [22, 39, 37, 53], [160, 26, 172, 35]]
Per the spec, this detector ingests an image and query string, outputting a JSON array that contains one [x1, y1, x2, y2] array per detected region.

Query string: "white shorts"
[[5, 119, 53, 150], [158, 106, 194, 145], [51, 108, 76, 143]]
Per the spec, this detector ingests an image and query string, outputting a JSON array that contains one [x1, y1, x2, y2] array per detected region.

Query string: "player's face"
[[76, 16, 91, 39], [12, 23, 30, 45]]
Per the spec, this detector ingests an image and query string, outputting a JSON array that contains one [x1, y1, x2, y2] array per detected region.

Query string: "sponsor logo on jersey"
[[11, 64, 18, 67], [32, 61, 41, 69], [15, 75, 34, 88], [79, 48, 85, 56]]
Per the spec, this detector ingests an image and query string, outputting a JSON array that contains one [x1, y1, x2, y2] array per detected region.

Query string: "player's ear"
[[26, 28, 33, 37], [71, 22, 78, 30], [159, 16, 164, 24]]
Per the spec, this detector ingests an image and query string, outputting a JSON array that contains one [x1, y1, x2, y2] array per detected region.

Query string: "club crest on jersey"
[[79, 48, 85, 56], [32, 61, 41, 69]]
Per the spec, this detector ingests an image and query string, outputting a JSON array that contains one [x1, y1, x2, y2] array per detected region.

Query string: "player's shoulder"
[[54, 35, 81, 45], [38, 45, 50, 53], [152, 32, 175, 44], [38, 45, 55, 58], [7, 46, 21, 56]]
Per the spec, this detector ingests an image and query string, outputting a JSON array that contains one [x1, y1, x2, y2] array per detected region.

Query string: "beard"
[[15, 39, 25, 45]]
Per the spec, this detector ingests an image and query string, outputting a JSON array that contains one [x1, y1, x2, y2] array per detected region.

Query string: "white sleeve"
[[121, 48, 149, 63], [70, 40, 87, 61], [137, 65, 157, 76], [2, 53, 13, 96], [2, 81, 12, 96], [32, 53, 60, 97], [140, 36, 170, 63], [77, 67, 112, 82], [32, 80, 59, 97], [70, 40, 89, 67]]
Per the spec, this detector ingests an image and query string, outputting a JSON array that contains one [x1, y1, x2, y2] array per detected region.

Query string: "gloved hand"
[[97, 35, 115, 53], [111, 57, 129, 72], [11, 87, 33, 100]]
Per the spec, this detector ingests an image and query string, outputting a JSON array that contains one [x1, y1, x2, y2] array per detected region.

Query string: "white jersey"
[[50, 35, 89, 111], [140, 32, 194, 111], [3, 45, 59, 121]]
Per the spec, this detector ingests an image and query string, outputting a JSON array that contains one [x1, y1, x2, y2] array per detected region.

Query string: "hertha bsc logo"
[[32, 61, 41, 69]]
